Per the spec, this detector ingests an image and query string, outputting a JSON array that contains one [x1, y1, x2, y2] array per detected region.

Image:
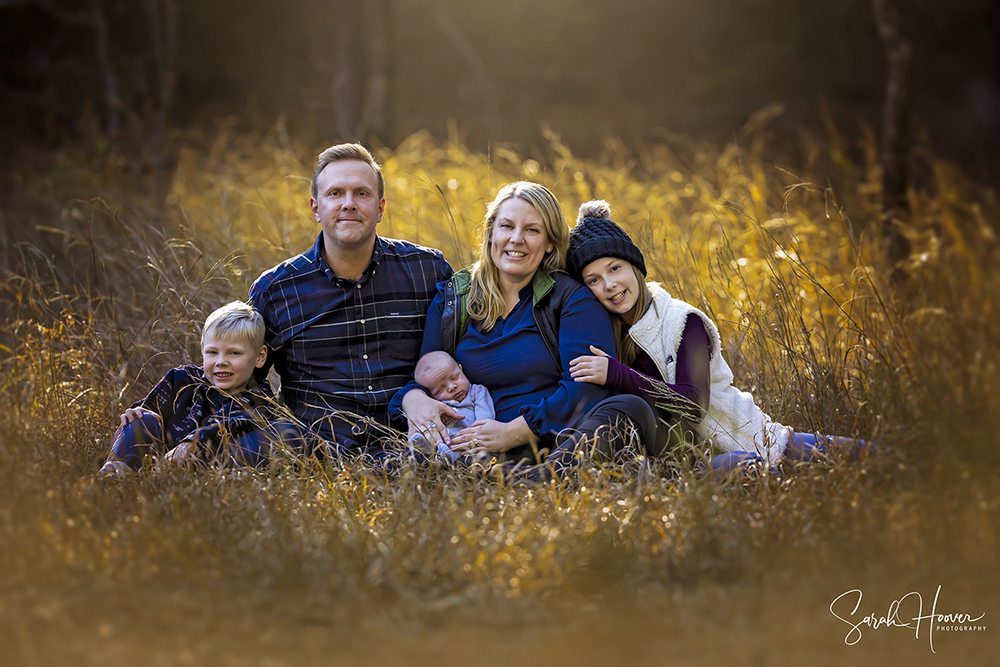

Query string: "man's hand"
[[401, 389, 463, 446], [569, 345, 611, 385], [449, 416, 532, 455], [120, 406, 159, 428]]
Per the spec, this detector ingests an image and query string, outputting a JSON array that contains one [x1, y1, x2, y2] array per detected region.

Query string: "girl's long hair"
[[467, 182, 569, 331]]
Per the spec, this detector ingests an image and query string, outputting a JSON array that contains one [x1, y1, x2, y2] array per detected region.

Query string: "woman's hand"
[[400, 389, 463, 445], [449, 417, 533, 455], [120, 406, 159, 427], [569, 345, 610, 385]]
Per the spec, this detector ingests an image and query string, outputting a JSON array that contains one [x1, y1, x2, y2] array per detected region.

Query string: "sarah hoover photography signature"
[[830, 585, 986, 653]]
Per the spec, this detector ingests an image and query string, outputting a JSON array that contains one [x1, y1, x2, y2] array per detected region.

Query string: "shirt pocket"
[[381, 309, 425, 362]]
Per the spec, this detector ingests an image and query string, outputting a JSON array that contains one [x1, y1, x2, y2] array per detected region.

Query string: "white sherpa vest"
[[627, 284, 790, 463]]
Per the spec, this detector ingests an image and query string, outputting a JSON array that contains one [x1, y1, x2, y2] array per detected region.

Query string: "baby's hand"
[[120, 406, 159, 427], [441, 401, 462, 427]]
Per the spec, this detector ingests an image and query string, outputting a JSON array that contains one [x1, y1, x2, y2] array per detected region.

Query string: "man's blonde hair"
[[202, 301, 265, 350], [467, 181, 569, 331], [311, 143, 384, 200]]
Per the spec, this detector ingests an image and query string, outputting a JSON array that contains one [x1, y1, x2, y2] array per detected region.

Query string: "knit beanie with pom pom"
[[567, 200, 647, 280]]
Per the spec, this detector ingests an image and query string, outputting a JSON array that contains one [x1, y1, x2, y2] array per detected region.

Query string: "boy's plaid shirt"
[[250, 233, 452, 440]]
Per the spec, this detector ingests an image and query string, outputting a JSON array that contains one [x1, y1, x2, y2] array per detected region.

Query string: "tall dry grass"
[[0, 114, 997, 665]]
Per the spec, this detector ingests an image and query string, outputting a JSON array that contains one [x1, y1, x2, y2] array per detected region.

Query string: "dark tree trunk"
[[144, 0, 178, 171], [361, 0, 392, 140], [432, 1, 502, 141], [326, 0, 395, 144], [331, 0, 360, 140], [873, 0, 913, 273], [89, 0, 120, 134]]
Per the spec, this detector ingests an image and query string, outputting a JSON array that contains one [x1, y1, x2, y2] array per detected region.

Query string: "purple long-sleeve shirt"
[[605, 313, 711, 423]]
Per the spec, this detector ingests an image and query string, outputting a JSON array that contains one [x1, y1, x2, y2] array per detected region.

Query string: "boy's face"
[[419, 359, 471, 403], [202, 331, 267, 392]]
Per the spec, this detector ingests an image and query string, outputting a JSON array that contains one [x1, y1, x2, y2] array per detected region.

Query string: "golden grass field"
[[0, 113, 997, 665]]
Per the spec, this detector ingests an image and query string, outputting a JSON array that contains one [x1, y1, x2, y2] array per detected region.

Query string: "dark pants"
[[109, 414, 305, 470], [502, 394, 657, 475]]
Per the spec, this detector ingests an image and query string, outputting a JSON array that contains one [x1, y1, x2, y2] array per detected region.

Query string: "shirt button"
[[360, 319, 366, 324], [447, 300, 453, 305], [368, 385, 373, 390], [363, 354, 368, 360]]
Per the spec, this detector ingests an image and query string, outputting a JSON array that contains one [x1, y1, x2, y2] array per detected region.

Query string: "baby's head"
[[201, 301, 267, 392], [414, 351, 471, 403]]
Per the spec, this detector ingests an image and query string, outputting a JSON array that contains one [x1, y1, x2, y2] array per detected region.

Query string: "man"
[[249, 143, 453, 453]]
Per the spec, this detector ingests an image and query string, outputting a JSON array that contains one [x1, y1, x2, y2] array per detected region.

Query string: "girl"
[[566, 200, 868, 472]]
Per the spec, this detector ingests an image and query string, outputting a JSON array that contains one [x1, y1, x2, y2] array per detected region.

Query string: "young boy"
[[409, 350, 495, 461], [99, 301, 293, 475]]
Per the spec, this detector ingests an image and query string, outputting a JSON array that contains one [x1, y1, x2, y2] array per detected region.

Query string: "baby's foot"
[[98, 459, 131, 478], [166, 440, 196, 464]]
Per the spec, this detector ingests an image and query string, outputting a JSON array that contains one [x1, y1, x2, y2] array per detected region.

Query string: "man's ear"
[[377, 197, 385, 224], [255, 346, 268, 368], [310, 197, 320, 222]]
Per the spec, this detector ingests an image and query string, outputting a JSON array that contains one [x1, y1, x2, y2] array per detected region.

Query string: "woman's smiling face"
[[580, 256, 640, 315], [489, 197, 554, 291]]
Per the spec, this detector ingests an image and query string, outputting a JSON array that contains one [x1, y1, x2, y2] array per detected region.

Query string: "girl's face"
[[580, 257, 640, 316]]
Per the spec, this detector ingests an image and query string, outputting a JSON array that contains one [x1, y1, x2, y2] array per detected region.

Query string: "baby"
[[410, 350, 495, 460]]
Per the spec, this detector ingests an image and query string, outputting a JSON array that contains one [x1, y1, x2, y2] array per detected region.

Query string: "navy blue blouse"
[[415, 277, 617, 439]]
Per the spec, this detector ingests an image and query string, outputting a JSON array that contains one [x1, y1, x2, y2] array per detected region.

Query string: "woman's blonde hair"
[[467, 182, 569, 331]]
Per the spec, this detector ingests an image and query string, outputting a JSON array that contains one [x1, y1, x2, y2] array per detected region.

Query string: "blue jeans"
[[109, 414, 305, 469], [711, 431, 872, 472]]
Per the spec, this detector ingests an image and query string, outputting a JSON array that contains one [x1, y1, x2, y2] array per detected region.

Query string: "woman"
[[566, 200, 869, 472], [391, 183, 656, 477]]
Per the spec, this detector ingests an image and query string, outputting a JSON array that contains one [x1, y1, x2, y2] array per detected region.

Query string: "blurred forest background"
[[2, 0, 1000, 176]]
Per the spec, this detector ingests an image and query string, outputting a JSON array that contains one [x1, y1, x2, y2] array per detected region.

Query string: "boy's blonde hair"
[[202, 301, 265, 350]]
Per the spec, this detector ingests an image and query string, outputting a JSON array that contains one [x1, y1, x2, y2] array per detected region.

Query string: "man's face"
[[310, 159, 385, 255]]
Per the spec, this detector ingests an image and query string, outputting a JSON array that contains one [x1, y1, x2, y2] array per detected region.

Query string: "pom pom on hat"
[[576, 200, 612, 224], [568, 200, 647, 280]]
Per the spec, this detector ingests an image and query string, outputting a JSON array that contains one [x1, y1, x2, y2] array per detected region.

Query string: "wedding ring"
[[428, 422, 436, 429], [473, 438, 480, 447]]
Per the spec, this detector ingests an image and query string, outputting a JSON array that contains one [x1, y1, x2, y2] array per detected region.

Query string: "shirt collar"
[[311, 233, 384, 284]]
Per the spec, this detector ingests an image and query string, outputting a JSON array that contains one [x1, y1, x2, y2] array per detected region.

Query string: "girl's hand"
[[449, 417, 533, 455], [401, 389, 463, 446], [569, 345, 610, 385], [120, 406, 159, 427]]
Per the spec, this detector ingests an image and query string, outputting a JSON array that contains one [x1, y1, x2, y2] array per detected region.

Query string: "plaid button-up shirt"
[[250, 233, 452, 444]]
